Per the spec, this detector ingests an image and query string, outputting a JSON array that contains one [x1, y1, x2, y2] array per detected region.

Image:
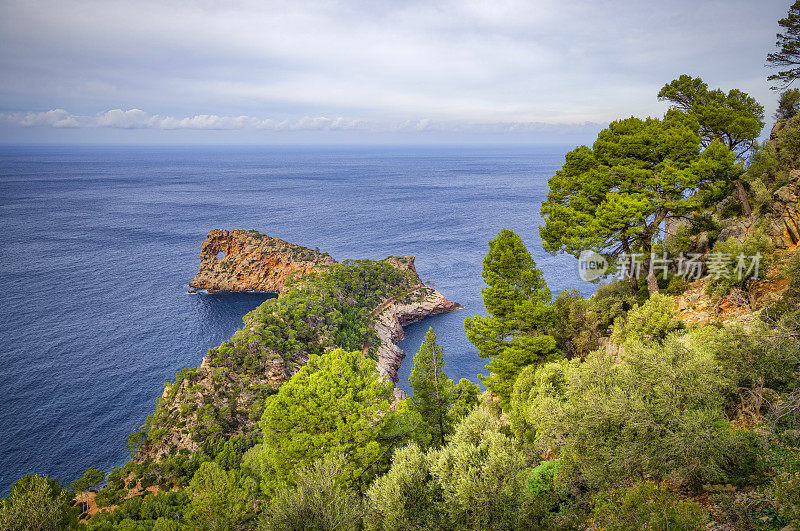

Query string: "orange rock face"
[[189, 229, 336, 292]]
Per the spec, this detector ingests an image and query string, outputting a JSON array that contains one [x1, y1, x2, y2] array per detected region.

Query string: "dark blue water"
[[0, 144, 592, 495]]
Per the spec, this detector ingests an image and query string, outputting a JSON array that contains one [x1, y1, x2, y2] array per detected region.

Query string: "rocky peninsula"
[[139, 231, 460, 459]]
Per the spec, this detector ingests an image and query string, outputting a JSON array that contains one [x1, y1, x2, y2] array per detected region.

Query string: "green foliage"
[[526, 458, 566, 497], [774, 114, 800, 172], [689, 322, 799, 394], [464, 229, 557, 408], [777, 88, 800, 120], [126, 429, 147, 460], [659, 74, 764, 158], [591, 280, 636, 333], [590, 481, 704, 530], [260, 455, 364, 531], [540, 113, 703, 286], [365, 444, 442, 531], [0, 475, 70, 531], [187, 461, 256, 530], [769, 249, 800, 321], [552, 289, 601, 359], [71, 466, 105, 493], [92, 466, 130, 508], [245, 348, 394, 494], [767, 1, 800, 89], [775, 472, 800, 522], [687, 139, 746, 208], [449, 378, 481, 424], [139, 490, 190, 522], [663, 275, 690, 296], [508, 361, 568, 443], [705, 225, 773, 304], [429, 407, 533, 529], [409, 328, 456, 447], [612, 292, 682, 343], [521, 339, 759, 489]]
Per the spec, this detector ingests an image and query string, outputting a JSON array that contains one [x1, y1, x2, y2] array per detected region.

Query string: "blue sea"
[[0, 144, 592, 495]]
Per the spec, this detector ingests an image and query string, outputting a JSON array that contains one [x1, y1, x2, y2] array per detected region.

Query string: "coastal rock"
[[370, 255, 462, 381], [373, 281, 461, 383], [189, 229, 336, 292]]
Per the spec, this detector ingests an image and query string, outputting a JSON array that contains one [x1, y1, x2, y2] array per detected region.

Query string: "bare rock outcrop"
[[769, 169, 800, 250], [189, 229, 336, 293], [371, 263, 461, 383]]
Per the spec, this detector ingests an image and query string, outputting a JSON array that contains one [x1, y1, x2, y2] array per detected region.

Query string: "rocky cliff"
[[769, 169, 800, 250], [189, 229, 336, 292], [369, 256, 461, 384]]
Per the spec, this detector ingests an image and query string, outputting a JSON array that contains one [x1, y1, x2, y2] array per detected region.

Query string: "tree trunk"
[[646, 269, 659, 295], [622, 239, 638, 295], [628, 272, 639, 296], [642, 241, 660, 296], [735, 179, 752, 216]]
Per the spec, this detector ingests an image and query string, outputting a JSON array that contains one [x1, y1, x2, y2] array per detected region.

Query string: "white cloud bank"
[[0, 109, 602, 135]]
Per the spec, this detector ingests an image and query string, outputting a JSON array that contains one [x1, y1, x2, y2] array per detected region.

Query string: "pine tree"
[[409, 327, 455, 447], [767, 1, 800, 89], [247, 348, 394, 494], [464, 229, 558, 408]]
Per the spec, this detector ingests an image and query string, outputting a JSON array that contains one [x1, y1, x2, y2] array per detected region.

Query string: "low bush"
[[591, 481, 704, 530]]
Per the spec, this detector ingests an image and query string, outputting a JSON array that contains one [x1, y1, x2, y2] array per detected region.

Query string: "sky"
[[0, 0, 792, 144]]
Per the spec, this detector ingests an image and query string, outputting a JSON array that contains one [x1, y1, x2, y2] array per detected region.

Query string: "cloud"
[[16, 109, 85, 128], [0, 109, 366, 131], [0, 109, 604, 137]]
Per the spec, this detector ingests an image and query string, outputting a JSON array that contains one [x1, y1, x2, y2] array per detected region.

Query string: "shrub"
[[664, 275, 690, 296], [187, 461, 256, 530], [509, 361, 569, 443], [612, 292, 682, 344], [689, 322, 798, 394], [260, 455, 364, 531], [365, 444, 442, 530], [590, 481, 704, 530], [552, 289, 601, 359], [0, 475, 70, 531], [706, 225, 773, 307], [775, 472, 800, 522], [429, 407, 534, 529], [767, 250, 800, 322], [592, 281, 636, 333], [523, 339, 759, 489]]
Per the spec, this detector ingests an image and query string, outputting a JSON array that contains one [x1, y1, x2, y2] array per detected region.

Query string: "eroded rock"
[[189, 229, 336, 293]]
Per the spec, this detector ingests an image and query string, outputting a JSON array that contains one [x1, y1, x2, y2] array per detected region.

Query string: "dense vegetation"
[[5, 5, 800, 529]]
